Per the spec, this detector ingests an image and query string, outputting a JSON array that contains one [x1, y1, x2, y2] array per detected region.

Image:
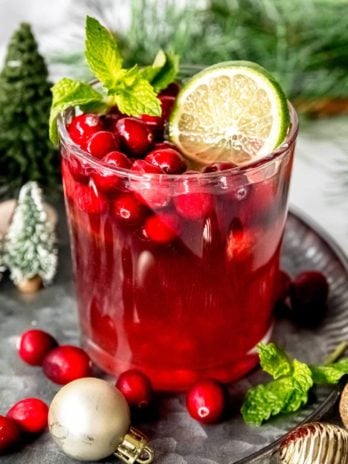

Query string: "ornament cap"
[[114, 427, 154, 464]]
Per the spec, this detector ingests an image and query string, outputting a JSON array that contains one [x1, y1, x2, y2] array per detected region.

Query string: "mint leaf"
[[49, 78, 104, 145], [241, 358, 313, 425], [108, 66, 161, 117], [258, 343, 292, 379], [85, 16, 122, 88], [141, 50, 179, 92], [311, 359, 348, 384]]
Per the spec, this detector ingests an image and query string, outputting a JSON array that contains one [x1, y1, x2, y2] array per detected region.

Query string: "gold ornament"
[[48, 377, 154, 463]]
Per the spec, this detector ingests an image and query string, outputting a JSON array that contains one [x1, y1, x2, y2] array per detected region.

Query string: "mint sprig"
[[241, 342, 348, 425], [49, 17, 180, 145]]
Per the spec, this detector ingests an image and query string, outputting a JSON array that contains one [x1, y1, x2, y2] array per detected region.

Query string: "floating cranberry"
[[186, 379, 226, 424], [289, 271, 329, 327], [112, 193, 146, 227], [86, 131, 119, 158], [18, 329, 58, 366], [7, 398, 48, 434], [75, 183, 108, 215], [131, 159, 163, 175], [145, 148, 187, 174], [153, 141, 178, 151], [116, 117, 153, 157], [0, 416, 21, 455], [159, 82, 180, 97], [92, 151, 131, 193], [203, 162, 237, 173], [42, 345, 92, 385], [143, 213, 180, 244], [116, 370, 153, 408], [68, 113, 104, 149], [68, 156, 91, 184], [174, 178, 213, 220]]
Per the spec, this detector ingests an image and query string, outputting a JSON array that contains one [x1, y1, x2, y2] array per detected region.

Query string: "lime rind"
[[169, 61, 290, 165]]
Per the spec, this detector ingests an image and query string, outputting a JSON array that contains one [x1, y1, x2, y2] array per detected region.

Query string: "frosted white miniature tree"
[[5, 181, 57, 287]]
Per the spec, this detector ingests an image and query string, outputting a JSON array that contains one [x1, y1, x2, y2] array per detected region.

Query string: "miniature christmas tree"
[[0, 23, 58, 196], [4, 181, 57, 291]]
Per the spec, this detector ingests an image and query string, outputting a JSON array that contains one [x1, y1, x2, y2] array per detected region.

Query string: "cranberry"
[[116, 117, 153, 157], [289, 271, 329, 327], [7, 398, 48, 434], [68, 156, 91, 184], [92, 151, 131, 193], [86, 131, 119, 158], [112, 193, 146, 227], [159, 95, 176, 121], [18, 329, 58, 366], [42, 345, 92, 385], [159, 82, 180, 97], [116, 370, 153, 408], [186, 379, 226, 424], [153, 141, 178, 151], [145, 148, 187, 174], [75, 183, 108, 215], [225, 225, 254, 262], [203, 162, 237, 173], [68, 113, 104, 149], [0, 416, 21, 455], [143, 213, 180, 244], [174, 178, 213, 220], [131, 159, 163, 175], [131, 160, 170, 209], [103, 108, 124, 131]]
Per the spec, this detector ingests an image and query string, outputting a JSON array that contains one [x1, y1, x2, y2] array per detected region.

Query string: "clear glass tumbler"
[[59, 91, 298, 391]]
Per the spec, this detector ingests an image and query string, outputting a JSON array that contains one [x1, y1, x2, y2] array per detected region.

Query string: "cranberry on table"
[[42, 345, 92, 385], [68, 113, 104, 149], [92, 150, 131, 193], [116, 117, 153, 157], [186, 379, 226, 424], [86, 131, 119, 158], [289, 271, 329, 327], [143, 213, 180, 244], [0, 416, 21, 455], [112, 193, 146, 227], [18, 329, 58, 366], [116, 370, 153, 408], [7, 398, 48, 435], [145, 148, 187, 174]]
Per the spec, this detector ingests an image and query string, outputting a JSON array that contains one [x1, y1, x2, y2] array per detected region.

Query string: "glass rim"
[[58, 101, 298, 181]]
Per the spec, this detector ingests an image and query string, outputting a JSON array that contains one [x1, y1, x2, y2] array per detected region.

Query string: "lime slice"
[[169, 61, 290, 166]]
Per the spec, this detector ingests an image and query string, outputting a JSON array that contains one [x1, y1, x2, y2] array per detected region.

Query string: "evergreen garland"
[[4, 181, 57, 286], [0, 23, 59, 197]]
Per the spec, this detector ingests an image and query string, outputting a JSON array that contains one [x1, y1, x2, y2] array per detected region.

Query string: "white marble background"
[[0, 0, 347, 253]]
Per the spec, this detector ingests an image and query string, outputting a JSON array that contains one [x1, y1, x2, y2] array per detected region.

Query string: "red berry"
[[116, 370, 152, 408], [131, 160, 170, 209], [112, 193, 146, 227], [289, 271, 329, 327], [0, 416, 21, 455], [92, 151, 131, 193], [131, 159, 163, 175], [18, 329, 58, 366], [103, 108, 124, 131], [145, 148, 187, 174], [42, 345, 92, 385], [86, 131, 119, 158], [158, 95, 176, 121], [7, 398, 48, 434], [68, 156, 91, 184], [153, 141, 178, 151], [116, 117, 153, 157], [75, 183, 108, 215], [159, 82, 180, 97], [68, 113, 104, 149], [143, 213, 180, 244], [174, 178, 213, 220], [203, 162, 237, 173], [186, 379, 226, 424]]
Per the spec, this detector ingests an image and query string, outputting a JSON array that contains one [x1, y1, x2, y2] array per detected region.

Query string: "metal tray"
[[0, 208, 347, 464]]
